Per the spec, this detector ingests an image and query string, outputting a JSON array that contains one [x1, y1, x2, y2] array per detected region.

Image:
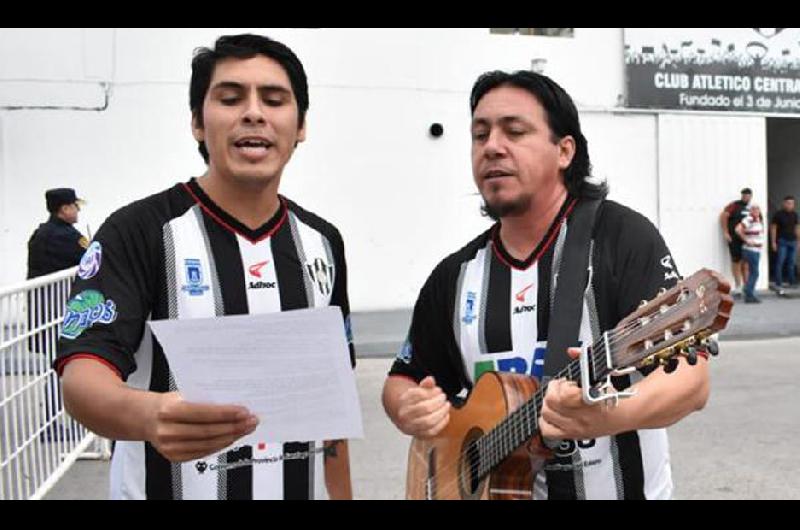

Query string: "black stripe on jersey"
[[271, 222, 313, 499], [611, 374, 646, 499], [484, 252, 512, 353], [146, 339, 174, 500], [200, 212, 253, 500]]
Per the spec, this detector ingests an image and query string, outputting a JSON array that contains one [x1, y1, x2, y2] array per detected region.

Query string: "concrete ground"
[[44, 335, 800, 500]]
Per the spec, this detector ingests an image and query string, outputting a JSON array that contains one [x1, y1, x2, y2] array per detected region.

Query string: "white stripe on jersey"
[[457, 247, 488, 383], [170, 207, 218, 320], [238, 234, 281, 314], [626, 370, 673, 499], [640, 428, 673, 499], [509, 264, 540, 373], [236, 234, 284, 498], [109, 325, 154, 499], [170, 208, 223, 500]]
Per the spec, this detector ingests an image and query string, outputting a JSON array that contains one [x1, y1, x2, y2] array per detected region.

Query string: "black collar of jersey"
[[183, 178, 288, 243], [491, 195, 578, 270]]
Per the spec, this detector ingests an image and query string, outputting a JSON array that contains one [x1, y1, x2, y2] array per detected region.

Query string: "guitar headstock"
[[609, 269, 734, 372]]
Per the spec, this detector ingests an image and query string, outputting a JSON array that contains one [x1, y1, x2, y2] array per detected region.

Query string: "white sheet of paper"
[[148, 306, 363, 443]]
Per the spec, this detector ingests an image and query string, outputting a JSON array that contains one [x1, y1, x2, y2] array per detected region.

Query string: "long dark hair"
[[470, 70, 606, 202]]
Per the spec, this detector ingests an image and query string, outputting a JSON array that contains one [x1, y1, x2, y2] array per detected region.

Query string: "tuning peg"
[[639, 299, 648, 307], [685, 347, 698, 366], [706, 339, 720, 357], [663, 357, 679, 374]]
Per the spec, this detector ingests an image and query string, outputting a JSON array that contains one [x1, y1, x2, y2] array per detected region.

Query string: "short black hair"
[[470, 70, 600, 199], [784, 195, 796, 202], [741, 187, 753, 195], [190, 34, 309, 164]]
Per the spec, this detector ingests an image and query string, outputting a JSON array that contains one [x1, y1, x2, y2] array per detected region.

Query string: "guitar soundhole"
[[459, 428, 485, 499]]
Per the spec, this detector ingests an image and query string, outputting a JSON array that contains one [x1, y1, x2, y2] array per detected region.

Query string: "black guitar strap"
[[543, 196, 603, 379]]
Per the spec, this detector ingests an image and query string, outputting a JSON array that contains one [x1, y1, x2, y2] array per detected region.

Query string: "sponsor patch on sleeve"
[[60, 289, 118, 340]]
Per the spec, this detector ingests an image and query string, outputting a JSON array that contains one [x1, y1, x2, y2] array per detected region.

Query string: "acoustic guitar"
[[405, 268, 733, 500]]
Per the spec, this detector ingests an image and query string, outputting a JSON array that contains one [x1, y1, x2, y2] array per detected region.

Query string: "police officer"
[[27, 188, 89, 279], [27, 188, 90, 441]]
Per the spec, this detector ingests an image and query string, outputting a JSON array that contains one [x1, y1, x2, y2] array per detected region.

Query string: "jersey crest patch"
[[181, 258, 210, 296], [306, 257, 333, 296]]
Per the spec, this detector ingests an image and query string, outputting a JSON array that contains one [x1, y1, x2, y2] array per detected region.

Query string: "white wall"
[[0, 28, 761, 310], [0, 28, 625, 310]]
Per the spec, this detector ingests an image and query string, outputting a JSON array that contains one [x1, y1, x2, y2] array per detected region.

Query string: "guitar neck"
[[468, 269, 731, 482]]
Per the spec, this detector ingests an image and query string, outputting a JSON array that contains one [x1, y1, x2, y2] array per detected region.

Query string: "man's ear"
[[191, 111, 204, 142], [558, 135, 576, 170]]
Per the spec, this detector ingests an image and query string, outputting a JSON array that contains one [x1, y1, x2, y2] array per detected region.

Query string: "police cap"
[[45, 188, 85, 212]]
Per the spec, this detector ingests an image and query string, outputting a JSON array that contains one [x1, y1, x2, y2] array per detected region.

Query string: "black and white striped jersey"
[[55, 178, 354, 500], [389, 197, 681, 500]]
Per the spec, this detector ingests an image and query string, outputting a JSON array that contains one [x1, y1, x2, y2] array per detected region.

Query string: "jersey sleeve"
[[55, 215, 155, 380], [328, 227, 356, 368], [613, 212, 681, 325], [388, 261, 466, 397]]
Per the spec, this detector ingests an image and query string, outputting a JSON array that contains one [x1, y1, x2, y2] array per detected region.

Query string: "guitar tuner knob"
[[663, 357, 680, 374], [685, 347, 698, 366], [707, 339, 720, 357]]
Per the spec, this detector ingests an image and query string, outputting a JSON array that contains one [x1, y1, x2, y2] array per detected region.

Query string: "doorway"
[[766, 117, 800, 285]]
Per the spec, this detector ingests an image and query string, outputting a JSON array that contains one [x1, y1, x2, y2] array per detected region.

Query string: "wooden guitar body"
[[406, 372, 549, 500]]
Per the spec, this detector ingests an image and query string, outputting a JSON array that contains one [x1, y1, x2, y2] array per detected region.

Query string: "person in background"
[[736, 204, 764, 303], [720, 188, 752, 298], [770, 195, 798, 296], [27, 188, 88, 279]]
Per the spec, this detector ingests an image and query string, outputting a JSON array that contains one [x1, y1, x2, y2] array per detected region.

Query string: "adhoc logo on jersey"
[[513, 283, 536, 315], [181, 258, 210, 296], [60, 289, 118, 340], [77, 241, 102, 280], [247, 260, 275, 289], [248, 260, 270, 278], [306, 257, 333, 296]]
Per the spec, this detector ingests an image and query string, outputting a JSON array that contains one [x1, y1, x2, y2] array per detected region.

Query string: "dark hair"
[[741, 187, 753, 195], [785, 195, 796, 201], [190, 34, 309, 164], [470, 70, 600, 200]]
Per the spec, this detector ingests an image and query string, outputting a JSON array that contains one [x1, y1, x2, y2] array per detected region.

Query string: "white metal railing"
[[1, 267, 111, 500]]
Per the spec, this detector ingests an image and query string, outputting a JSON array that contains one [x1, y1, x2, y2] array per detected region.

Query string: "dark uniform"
[[27, 188, 88, 279]]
